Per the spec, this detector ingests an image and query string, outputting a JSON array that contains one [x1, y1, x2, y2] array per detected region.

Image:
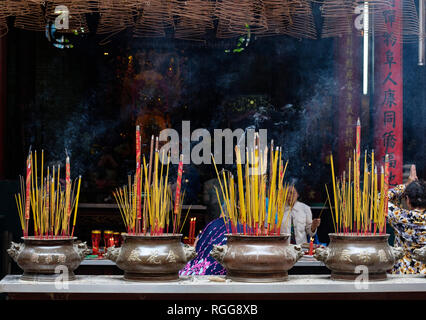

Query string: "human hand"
[[407, 165, 418, 185], [311, 218, 321, 232]]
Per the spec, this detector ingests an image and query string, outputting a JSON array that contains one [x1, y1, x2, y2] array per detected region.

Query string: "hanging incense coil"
[[171, 0, 214, 41], [215, 0, 268, 38], [0, 17, 8, 38], [6, 0, 32, 16], [133, 0, 174, 38], [280, 0, 317, 39], [365, 0, 420, 43], [45, 2, 89, 34], [14, 2, 46, 32], [320, 0, 354, 38], [97, 0, 134, 36], [258, 0, 317, 39]]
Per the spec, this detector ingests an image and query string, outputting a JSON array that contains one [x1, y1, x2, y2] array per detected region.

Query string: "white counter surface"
[[1, 274, 425, 294]]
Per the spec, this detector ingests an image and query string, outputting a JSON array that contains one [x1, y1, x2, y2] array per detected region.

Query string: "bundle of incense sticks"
[[113, 127, 190, 235], [15, 149, 82, 238], [326, 119, 389, 235], [212, 137, 293, 236]]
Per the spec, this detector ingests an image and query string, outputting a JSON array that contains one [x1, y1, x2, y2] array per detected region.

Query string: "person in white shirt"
[[280, 186, 321, 245]]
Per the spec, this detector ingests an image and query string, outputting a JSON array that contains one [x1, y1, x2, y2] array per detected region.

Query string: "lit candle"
[[309, 237, 314, 255]]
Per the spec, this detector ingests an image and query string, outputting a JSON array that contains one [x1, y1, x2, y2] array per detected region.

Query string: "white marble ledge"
[[0, 274, 425, 294]]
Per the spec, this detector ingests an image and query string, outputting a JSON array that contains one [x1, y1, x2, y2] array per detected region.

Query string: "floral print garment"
[[179, 218, 228, 276], [387, 184, 426, 274]]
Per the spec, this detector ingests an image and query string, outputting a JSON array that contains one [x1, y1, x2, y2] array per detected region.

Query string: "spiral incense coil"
[[45, 2, 89, 34], [215, 0, 264, 38], [14, 2, 46, 32], [259, 0, 317, 39], [0, 17, 8, 38], [367, 0, 420, 43], [97, 0, 134, 35], [283, 0, 317, 39], [320, 0, 354, 38], [133, 0, 174, 38], [6, 0, 33, 16], [215, 0, 268, 37], [172, 0, 214, 41]]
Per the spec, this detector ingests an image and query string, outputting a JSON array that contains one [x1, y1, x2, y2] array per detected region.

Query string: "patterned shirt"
[[387, 184, 426, 274]]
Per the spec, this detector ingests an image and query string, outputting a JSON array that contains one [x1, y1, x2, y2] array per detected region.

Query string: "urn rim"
[[329, 233, 390, 240], [225, 233, 290, 240], [121, 233, 183, 240], [21, 236, 77, 242]]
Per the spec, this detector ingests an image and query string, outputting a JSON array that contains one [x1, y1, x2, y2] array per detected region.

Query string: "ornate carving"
[[210, 244, 228, 265], [30, 253, 39, 264], [166, 249, 178, 263], [358, 250, 371, 263], [44, 255, 53, 264], [57, 254, 66, 264], [340, 249, 353, 263], [378, 249, 388, 263], [7, 242, 23, 262], [147, 249, 162, 264], [183, 244, 197, 262], [127, 249, 141, 262], [314, 247, 329, 262]]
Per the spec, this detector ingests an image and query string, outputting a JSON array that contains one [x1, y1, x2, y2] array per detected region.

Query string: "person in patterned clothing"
[[387, 165, 426, 274]]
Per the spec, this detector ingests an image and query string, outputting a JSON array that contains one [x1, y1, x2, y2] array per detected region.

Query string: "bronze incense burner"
[[210, 234, 304, 282], [314, 233, 404, 281], [105, 233, 197, 281], [7, 237, 90, 281]]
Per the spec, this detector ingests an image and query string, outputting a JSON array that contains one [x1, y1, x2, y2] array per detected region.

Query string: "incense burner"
[[210, 234, 303, 282], [105, 233, 197, 281], [7, 237, 90, 281], [314, 233, 404, 281]]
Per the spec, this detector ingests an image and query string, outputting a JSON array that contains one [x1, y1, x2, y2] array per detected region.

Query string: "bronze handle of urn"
[[105, 246, 121, 262], [7, 242, 23, 263], [314, 246, 329, 262], [288, 244, 304, 262], [412, 246, 426, 261], [390, 246, 404, 262], [210, 244, 228, 265], [183, 244, 197, 262], [74, 242, 91, 261]]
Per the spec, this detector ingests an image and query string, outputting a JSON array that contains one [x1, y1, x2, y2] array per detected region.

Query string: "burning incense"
[[114, 130, 188, 235], [212, 137, 292, 236], [327, 121, 389, 235], [15, 150, 82, 238]]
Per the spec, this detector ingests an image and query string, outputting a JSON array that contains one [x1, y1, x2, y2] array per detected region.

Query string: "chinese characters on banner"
[[374, 1, 403, 186], [336, 28, 362, 175]]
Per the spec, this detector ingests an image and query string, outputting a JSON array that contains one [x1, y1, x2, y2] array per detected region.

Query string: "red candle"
[[191, 218, 197, 244], [189, 218, 194, 244], [309, 237, 314, 255]]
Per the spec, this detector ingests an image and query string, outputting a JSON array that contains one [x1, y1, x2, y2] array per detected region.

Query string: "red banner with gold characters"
[[336, 31, 362, 175], [374, 0, 403, 187]]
